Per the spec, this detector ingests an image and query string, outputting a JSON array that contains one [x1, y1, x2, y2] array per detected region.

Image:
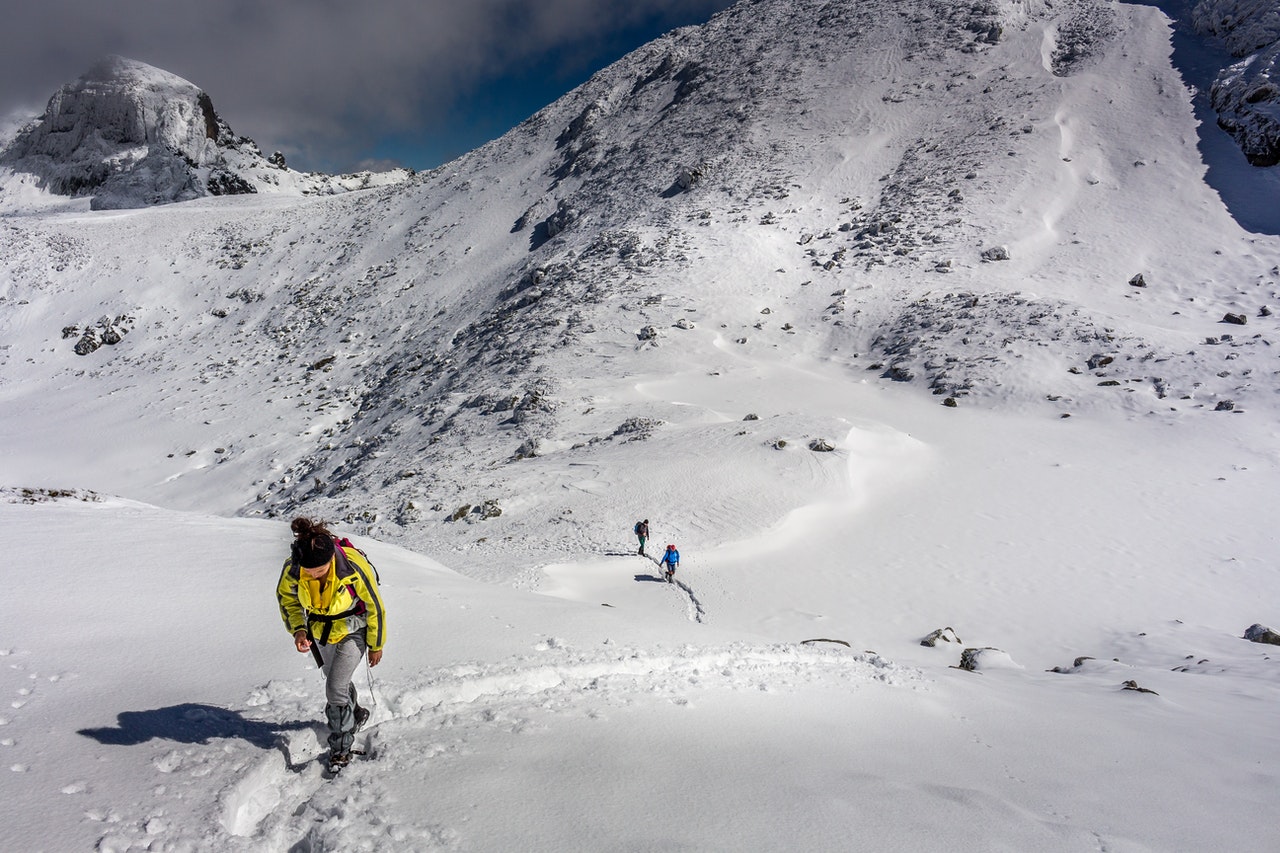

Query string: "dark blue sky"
[[0, 0, 735, 174], [366, 10, 729, 172]]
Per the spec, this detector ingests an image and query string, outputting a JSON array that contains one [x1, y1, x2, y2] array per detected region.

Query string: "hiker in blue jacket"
[[660, 544, 680, 582]]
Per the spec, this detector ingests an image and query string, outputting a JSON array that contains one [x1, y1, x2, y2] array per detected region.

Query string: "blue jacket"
[[661, 548, 680, 567]]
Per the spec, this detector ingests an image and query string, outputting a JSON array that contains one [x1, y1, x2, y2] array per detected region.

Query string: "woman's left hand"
[[368, 649, 383, 667]]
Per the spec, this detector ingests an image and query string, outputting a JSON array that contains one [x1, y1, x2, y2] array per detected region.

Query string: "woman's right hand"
[[294, 630, 311, 653]]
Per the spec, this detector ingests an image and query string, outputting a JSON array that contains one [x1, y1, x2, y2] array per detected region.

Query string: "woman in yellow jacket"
[[276, 516, 386, 772]]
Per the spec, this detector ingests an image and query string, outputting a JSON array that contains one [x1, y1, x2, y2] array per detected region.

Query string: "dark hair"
[[291, 516, 335, 568]]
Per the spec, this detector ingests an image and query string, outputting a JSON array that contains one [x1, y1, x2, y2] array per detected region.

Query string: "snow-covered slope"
[[0, 56, 410, 211], [1, 3, 1279, 848]]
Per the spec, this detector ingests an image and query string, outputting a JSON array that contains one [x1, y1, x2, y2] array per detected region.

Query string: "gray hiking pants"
[[319, 633, 366, 706], [319, 634, 366, 753]]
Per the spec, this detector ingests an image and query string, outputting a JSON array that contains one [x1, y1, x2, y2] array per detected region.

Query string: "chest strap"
[[305, 596, 366, 645]]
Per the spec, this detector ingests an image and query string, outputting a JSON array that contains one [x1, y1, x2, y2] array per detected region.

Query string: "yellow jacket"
[[276, 543, 386, 651]]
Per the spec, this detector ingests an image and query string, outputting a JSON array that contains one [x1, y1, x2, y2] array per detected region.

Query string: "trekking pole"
[[365, 654, 378, 711]]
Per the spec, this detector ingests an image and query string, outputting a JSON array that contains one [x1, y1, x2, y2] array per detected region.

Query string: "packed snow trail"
[[189, 642, 915, 851]]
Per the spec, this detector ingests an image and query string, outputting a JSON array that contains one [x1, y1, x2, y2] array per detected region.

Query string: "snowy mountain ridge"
[[0, 55, 410, 211]]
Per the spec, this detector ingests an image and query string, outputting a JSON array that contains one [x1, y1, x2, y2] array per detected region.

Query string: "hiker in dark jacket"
[[634, 519, 650, 556]]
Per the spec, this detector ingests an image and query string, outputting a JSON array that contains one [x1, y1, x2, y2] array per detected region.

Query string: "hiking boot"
[[328, 751, 352, 773], [354, 705, 370, 732]]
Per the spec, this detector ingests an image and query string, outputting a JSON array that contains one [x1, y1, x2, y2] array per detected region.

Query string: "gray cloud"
[[0, 0, 734, 172]]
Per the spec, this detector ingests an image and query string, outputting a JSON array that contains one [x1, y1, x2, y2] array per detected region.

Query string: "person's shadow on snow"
[[78, 703, 311, 750]]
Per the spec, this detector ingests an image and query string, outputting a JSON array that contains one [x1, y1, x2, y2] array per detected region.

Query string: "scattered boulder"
[[1087, 354, 1114, 370], [674, 318, 695, 330], [800, 638, 851, 648], [397, 500, 421, 525], [448, 504, 472, 522], [612, 417, 663, 440], [637, 325, 660, 341], [1244, 623, 1280, 645], [957, 647, 1021, 672], [942, 396, 958, 408], [71, 313, 133, 355], [1215, 399, 1236, 412], [676, 167, 703, 191], [743, 413, 759, 421], [808, 438, 835, 452], [1121, 680, 1158, 695], [1222, 312, 1248, 325], [1048, 656, 1096, 673], [542, 201, 579, 239], [513, 437, 542, 460], [980, 245, 1010, 262], [920, 627, 961, 647], [74, 333, 101, 356], [1128, 273, 1148, 288]]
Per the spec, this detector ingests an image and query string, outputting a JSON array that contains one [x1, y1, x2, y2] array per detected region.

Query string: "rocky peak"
[[0, 56, 410, 210], [0, 57, 240, 204]]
